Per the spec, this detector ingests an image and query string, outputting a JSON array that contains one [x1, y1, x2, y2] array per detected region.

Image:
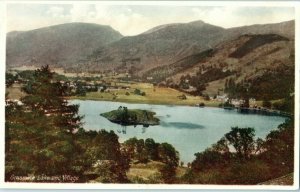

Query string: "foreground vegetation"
[[183, 120, 294, 184], [5, 66, 179, 183], [5, 66, 294, 184]]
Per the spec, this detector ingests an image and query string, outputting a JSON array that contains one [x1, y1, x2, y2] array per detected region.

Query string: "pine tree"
[[6, 65, 84, 181]]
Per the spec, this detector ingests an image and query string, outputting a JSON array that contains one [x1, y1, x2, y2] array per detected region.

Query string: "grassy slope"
[[6, 84, 26, 100], [259, 173, 294, 185], [72, 82, 221, 107], [127, 161, 188, 183]]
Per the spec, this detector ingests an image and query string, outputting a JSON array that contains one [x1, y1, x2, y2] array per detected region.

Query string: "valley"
[[5, 16, 295, 185]]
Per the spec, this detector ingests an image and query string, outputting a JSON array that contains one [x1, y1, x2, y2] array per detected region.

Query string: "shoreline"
[[67, 96, 221, 107], [68, 97, 291, 118]]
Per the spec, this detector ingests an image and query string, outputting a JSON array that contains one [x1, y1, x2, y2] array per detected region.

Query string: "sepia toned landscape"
[[4, 4, 295, 185]]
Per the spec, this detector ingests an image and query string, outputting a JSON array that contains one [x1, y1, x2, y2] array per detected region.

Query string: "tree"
[[123, 137, 139, 160], [86, 130, 130, 182], [160, 163, 177, 184], [5, 73, 17, 87], [5, 65, 84, 181], [262, 119, 294, 174], [158, 143, 179, 167], [225, 127, 255, 160], [158, 143, 179, 183], [145, 138, 159, 160]]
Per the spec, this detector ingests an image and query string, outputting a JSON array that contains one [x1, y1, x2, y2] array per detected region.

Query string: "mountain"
[[159, 33, 294, 99], [81, 20, 226, 73], [226, 20, 295, 40], [79, 20, 294, 75], [6, 20, 294, 79], [6, 23, 123, 69]]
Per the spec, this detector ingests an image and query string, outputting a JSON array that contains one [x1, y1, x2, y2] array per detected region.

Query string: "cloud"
[[70, 4, 93, 22], [46, 6, 65, 18], [7, 4, 295, 35], [191, 6, 294, 28]]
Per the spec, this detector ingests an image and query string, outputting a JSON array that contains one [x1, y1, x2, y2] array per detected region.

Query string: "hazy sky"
[[7, 3, 295, 36]]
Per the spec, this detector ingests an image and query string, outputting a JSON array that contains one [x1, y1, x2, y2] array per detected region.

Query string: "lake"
[[70, 100, 287, 164]]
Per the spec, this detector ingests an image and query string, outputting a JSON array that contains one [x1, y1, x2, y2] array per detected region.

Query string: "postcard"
[[0, 1, 299, 190]]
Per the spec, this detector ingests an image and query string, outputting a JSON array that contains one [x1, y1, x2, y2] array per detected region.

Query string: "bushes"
[[188, 121, 294, 184], [134, 88, 146, 96], [177, 94, 187, 100], [123, 138, 179, 167], [226, 160, 272, 184]]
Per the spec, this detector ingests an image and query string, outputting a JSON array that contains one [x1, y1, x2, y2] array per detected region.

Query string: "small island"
[[100, 106, 160, 127]]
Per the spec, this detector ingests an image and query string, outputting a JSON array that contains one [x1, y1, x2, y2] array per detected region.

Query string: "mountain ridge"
[[6, 20, 294, 76], [6, 22, 124, 68]]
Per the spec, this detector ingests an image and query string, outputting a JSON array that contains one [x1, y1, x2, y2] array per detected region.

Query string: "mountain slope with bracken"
[[159, 33, 294, 99], [6, 20, 294, 92], [82, 20, 294, 75], [6, 22, 123, 69]]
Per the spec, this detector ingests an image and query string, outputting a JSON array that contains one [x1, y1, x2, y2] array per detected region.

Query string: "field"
[[5, 84, 26, 100], [72, 82, 221, 107], [127, 161, 188, 183]]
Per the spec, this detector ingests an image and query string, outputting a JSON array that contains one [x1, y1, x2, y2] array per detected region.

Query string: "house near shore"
[[216, 94, 229, 102], [230, 99, 244, 107], [230, 98, 257, 107]]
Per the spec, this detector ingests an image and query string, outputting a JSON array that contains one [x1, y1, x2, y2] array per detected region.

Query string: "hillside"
[[81, 20, 294, 75], [154, 33, 294, 99], [6, 22, 123, 69], [6, 20, 295, 97], [259, 173, 294, 185], [83, 20, 226, 73]]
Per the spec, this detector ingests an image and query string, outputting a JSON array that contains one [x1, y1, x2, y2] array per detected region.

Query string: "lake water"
[[70, 100, 287, 164]]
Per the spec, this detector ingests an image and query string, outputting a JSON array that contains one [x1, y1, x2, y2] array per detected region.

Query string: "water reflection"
[[117, 125, 149, 134], [117, 126, 127, 134], [161, 121, 205, 129]]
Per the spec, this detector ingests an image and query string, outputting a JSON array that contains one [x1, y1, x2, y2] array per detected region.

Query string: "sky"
[[6, 3, 295, 36]]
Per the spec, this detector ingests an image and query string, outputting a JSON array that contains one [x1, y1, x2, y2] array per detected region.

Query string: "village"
[[5, 68, 290, 118]]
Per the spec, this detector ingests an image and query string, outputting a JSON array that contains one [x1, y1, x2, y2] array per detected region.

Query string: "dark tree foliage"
[[225, 65, 294, 102], [159, 163, 177, 184], [5, 65, 130, 183], [225, 127, 255, 160], [158, 143, 179, 167], [6, 66, 84, 181], [261, 119, 294, 175], [123, 137, 178, 167], [5, 73, 18, 87], [83, 130, 130, 183], [272, 94, 294, 114], [262, 99, 272, 108], [192, 150, 229, 172], [229, 34, 289, 58], [181, 68, 234, 95], [188, 119, 294, 185], [144, 138, 159, 160]]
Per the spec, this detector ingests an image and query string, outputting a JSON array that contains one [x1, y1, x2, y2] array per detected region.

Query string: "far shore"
[[68, 96, 291, 118], [68, 96, 221, 107]]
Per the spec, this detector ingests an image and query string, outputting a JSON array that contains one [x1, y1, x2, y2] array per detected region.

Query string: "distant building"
[[216, 94, 229, 102]]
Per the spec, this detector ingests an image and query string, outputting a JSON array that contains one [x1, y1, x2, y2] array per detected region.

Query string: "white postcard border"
[[0, 0, 299, 190]]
